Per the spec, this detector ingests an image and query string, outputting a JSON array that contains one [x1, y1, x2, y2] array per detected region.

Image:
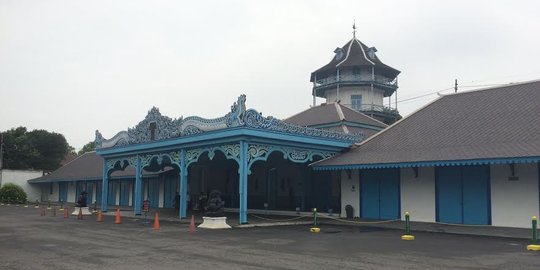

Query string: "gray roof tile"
[[314, 80, 540, 167], [284, 103, 387, 129], [28, 152, 166, 183]]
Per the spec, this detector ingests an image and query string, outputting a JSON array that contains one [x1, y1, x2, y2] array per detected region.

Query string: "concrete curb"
[[236, 221, 312, 228], [81, 207, 534, 240]]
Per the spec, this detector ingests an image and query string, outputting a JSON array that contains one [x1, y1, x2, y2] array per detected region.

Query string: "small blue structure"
[[95, 95, 362, 224]]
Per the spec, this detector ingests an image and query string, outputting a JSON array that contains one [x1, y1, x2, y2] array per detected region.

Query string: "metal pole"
[[371, 67, 374, 117], [395, 76, 398, 111], [0, 132, 3, 170], [405, 212, 411, 235], [313, 74, 317, 107], [336, 69, 340, 102], [0, 132, 3, 186], [313, 208, 317, 226], [533, 216, 538, 243]]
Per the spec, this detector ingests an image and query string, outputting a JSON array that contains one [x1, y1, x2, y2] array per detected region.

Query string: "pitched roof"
[[28, 151, 167, 183], [60, 153, 78, 166], [313, 80, 540, 168], [284, 102, 387, 129], [310, 38, 400, 81]]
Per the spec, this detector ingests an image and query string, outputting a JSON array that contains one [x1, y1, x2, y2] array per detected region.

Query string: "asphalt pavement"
[[0, 205, 539, 270]]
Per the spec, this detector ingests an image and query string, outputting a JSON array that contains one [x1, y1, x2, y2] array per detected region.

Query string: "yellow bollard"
[[310, 208, 320, 233], [527, 216, 540, 251], [401, 211, 415, 241]]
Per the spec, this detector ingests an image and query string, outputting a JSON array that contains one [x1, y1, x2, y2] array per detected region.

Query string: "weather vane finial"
[[352, 20, 356, 38]]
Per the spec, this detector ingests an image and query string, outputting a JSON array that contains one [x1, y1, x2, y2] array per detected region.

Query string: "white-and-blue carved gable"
[[127, 107, 180, 144]]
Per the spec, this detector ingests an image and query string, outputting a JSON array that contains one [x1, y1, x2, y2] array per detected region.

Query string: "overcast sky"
[[1, 0, 540, 150]]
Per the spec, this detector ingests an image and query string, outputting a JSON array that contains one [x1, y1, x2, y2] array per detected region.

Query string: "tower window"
[[353, 67, 361, 76], [351, 95, 362, 111], [367, 47, 378, 59], [334, 48, 344, 60]]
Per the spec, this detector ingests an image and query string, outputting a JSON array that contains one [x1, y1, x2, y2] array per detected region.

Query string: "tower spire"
[[352, 20, 356, 39]]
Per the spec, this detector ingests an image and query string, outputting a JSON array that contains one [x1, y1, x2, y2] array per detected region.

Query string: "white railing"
[[315, 75, 397, 88], [345, 103, 399, 115]]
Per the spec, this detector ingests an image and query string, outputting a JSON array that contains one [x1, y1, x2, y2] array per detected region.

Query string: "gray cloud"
[[1, 0, 539, 150]]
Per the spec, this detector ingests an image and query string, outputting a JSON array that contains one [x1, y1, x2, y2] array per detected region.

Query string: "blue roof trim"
[[28, 175, 150, 184], [97, 127, 351, 157], [312, 156, 540, 171]]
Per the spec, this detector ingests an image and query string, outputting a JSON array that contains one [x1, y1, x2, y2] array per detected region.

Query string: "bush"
[[0, 183, 27, 204]]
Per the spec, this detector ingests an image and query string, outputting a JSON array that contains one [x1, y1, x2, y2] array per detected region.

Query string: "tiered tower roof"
[[310, 38, 400, 82]]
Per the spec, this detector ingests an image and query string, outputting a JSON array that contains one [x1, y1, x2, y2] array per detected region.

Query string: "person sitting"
[[76, 191, 88, 207]]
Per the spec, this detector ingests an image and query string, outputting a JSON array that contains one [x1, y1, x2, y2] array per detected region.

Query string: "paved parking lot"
[[0, 205, 538, 270]]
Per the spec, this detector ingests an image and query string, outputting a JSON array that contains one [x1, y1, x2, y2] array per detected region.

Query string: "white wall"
[[400, 167, 436, 222], [159, 177, 164, 208], [340, 169, 360, 218], [0, 169, 43, 202], [128, 182, 133, 206], [324, 85, 385, 106], [91, 183, 97, 204], [115, 182, 120, 206], [490, 163, 539, 228], [49, 182, 59, 202], [67, 182, 76, 203]]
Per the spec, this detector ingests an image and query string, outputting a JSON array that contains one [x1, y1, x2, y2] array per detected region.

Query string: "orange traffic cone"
[[64, 207, 69, 218], [96, 210, 103, 223], [115, 208, 121, 224], [189, 215, 196, 233], [152, 212, 160, 230], [77, 208, 83, 220]]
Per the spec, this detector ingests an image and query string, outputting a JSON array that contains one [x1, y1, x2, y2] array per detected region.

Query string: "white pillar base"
[[71, 207, 93, 216], [198, 217, 232, 229]]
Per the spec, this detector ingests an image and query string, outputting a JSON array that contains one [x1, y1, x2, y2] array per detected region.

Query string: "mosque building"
[[28, 30, 540, 228]]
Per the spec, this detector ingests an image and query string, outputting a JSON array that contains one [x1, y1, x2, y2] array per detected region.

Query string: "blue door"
[[95, 182, 102, 206], [58, 182, 68, 203], [360, 169, 400, 220], [86, 182, 94, 206], [148, 178, 160, 208], [163, 176, 177, 208], [379, 169, 400, 219], [361, 170, 380, 219], [108, 181, 117, 206], [436, 167, 462, 223], [462, 166, 490, 225], [436, 165, 490, 225], [120, 180, 130, 206]]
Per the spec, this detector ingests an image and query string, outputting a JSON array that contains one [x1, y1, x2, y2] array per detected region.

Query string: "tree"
[[0, 183, 27, 204], [78, 141, 95, 155], [1, 127, 70, 172]]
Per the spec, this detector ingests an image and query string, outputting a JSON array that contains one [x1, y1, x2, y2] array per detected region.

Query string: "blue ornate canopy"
[[95, 95, 362, 149], [94, 95, 363, 224]]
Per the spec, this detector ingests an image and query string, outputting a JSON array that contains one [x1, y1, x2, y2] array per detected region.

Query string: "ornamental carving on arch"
[[246, 144, 337, 171], [104, 156, 138, 173], [185, 144, 241, 167]]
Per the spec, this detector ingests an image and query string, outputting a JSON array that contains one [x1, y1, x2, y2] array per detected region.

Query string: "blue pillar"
[[239, 141, 248, 224], [134, 156, 142, 215], [101, 159, 109, 212], [179, 149, 188, 219]]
